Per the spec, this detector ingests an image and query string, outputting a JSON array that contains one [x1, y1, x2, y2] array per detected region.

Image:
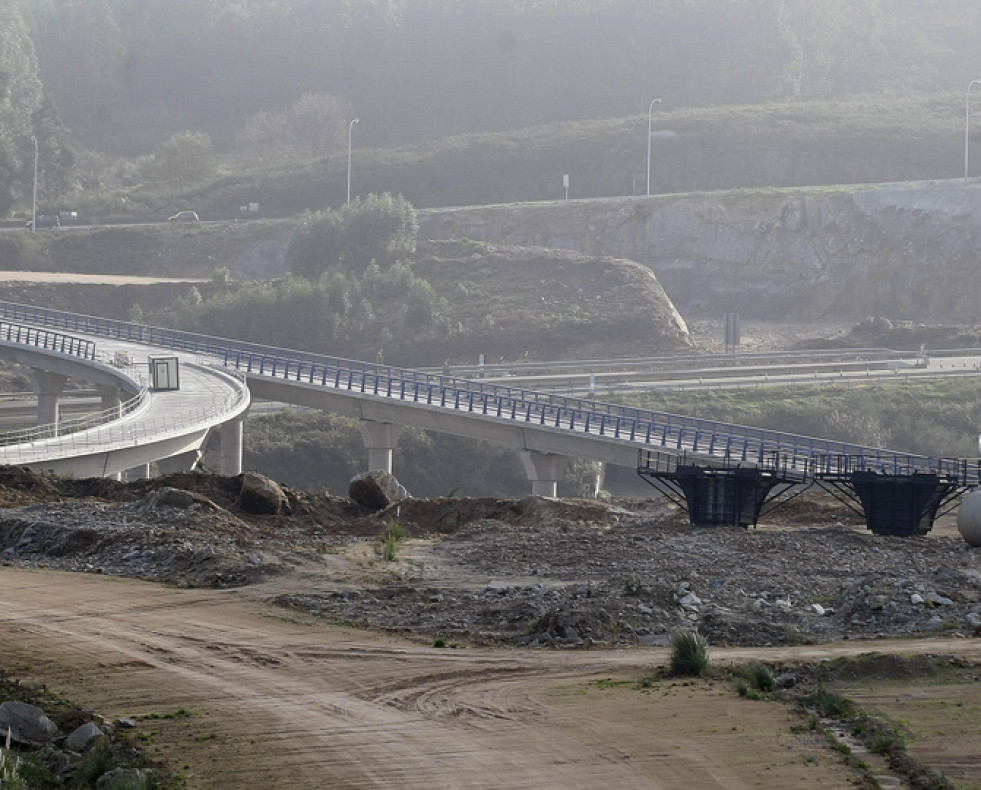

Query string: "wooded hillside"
[[3, 1, 981, 218]]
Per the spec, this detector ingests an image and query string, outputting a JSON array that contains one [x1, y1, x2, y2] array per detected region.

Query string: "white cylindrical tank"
[[956, 489, 981, 547]]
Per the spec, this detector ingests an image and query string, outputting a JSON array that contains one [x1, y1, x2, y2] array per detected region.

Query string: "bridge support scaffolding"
[[816, 470, 964, 536], [520, 451, 568, 498], [637, 452, 807, 528]]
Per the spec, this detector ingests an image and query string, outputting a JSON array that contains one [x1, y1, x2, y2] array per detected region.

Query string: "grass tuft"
[[668, 630, 710, 677]]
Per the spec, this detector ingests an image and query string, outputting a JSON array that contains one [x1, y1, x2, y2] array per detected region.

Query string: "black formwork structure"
[[812, 454, 976, 536], [637, 450, 810, 528]]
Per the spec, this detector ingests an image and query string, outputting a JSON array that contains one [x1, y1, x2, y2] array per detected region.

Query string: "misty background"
[[2, 0, 981, 217]]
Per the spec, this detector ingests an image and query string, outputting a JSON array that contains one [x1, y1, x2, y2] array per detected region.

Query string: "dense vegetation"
[[3, 1, 981, 218]]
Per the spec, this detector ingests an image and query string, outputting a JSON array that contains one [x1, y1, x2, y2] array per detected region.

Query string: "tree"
[[31, 0, 125, 128], [338, 193, 418, 272], [155, 131, 214, 188], [285, 92, 351, 158], [21, 96, 76, 206], [235, 93, 351, 162], [286, 193, 418, 279], [235, 110, 290, 164], [0, 2, 44, 207]]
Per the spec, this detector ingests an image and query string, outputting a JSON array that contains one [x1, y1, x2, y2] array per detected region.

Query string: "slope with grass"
[[134, 96, 973, 218], [421, 180, 981, 321]]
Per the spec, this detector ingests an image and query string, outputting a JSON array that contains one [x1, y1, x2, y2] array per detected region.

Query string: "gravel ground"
[[1, 468, 979, 649]]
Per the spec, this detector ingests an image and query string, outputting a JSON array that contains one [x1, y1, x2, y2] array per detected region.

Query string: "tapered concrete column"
[[359, 420, 404, 474], [96, 383, 123, 419], [126, 464, 152, 480], [29, 369, 68, 434], [156, 450, 202, 475], [520, 451, 568, 498], [593, 461, 606, 498], [218, 418, 244, 476]]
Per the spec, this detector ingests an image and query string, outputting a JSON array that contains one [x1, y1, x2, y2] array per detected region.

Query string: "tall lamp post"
[[966, 80, 981, 184], [30, 135, 38, 233], [347, 118, 359, 205], [646, 98, 662, 196]]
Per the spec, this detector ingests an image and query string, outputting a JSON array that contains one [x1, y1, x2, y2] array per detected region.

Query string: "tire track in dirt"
[[1, 567, 977, 789]]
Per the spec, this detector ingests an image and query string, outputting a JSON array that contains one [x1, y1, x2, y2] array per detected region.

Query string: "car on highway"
[[168, 210, 199, 223], [25, 214, 60, 229]]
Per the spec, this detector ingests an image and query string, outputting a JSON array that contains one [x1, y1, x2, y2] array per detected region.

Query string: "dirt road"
[[0, 272, 207, 284], [3, 568, 980, 789]]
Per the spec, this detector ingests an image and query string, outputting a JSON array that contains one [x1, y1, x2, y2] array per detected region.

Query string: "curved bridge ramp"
[[0, 319, 250, 478]]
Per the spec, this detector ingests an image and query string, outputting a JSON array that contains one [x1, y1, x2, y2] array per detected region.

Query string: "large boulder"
[[348, 470, 408, 511], [238, 472, 289, 515], [139, 487, 219, 511], [97, 768, 148, 789], [65, 721, 104, 752], [0, 700, 60, 746]]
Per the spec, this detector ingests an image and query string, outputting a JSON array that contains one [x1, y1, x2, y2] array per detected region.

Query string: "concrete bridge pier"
[[126, 464, 152, 480], [29, 369, 68, 436], [521, 451, 568, 497], [360, 420, 404, 474], [156, 450, 202, 475], [96, 383, 123, 419], [218, 418, 245, 476]]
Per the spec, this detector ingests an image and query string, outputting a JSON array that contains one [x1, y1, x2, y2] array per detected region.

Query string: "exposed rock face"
[[238, 472, 289, 515], [420, 183, 981, 321], [348, 470, 408, 511]]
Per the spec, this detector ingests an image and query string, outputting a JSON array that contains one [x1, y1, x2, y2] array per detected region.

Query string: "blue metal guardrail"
[[0, 299, 975, 485], [0, 320, 96, 360]]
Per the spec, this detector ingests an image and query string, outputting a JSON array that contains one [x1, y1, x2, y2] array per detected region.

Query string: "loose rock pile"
[[279, 510, 981, 647], [0, 683, 156, 789], [0, 467, 980, 648]]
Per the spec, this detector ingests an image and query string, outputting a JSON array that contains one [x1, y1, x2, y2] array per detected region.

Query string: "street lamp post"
[[966, 80, 981, 184], [347, 118, 359, 205], [646, 98, 662, 196], [30, 135, 38, 233]]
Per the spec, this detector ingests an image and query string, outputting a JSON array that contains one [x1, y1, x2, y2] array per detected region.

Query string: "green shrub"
[[74, 741, 116, 787], [382, 533, 398, 561], [806, 688, 856, 718], [380, 517, 407, 561], [739, 660, 775, 693], [668, 630, 709, 677]]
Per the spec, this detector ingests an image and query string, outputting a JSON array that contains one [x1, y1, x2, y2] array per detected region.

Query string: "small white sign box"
[[148, 356, 180, 391]]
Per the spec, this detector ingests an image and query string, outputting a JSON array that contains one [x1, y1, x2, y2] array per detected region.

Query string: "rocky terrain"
[[1, 466, 979, 651]]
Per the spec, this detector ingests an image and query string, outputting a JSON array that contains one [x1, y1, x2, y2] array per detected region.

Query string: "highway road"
[[442, 348, 981, 396]]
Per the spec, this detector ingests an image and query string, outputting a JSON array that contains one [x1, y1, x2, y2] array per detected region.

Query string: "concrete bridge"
[[0, 300, 975, 537]]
